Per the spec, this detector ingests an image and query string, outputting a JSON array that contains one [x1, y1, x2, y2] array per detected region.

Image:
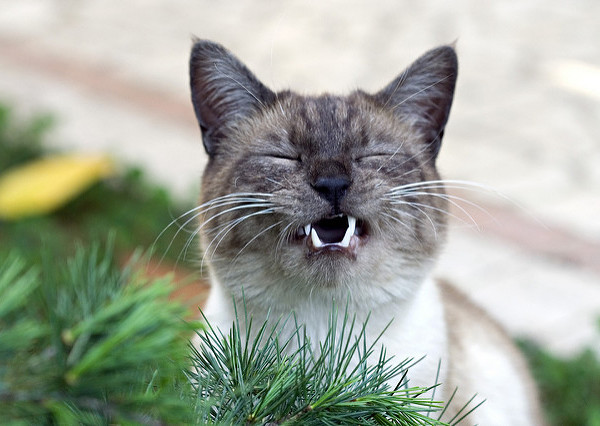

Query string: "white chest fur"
[[201, 274, 449, 395]]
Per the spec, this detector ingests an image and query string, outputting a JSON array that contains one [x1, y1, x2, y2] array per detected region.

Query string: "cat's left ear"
[[190, 40, 276, 156], [375, 46, 458, 160]]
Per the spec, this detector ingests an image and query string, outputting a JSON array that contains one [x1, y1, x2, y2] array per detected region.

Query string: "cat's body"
[[189, 40, 544, 424]]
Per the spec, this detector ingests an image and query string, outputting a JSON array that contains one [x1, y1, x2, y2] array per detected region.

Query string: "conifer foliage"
[[0, 242, 449, 425], [0, 243, 195, 424], [191, 308, 446, 425]]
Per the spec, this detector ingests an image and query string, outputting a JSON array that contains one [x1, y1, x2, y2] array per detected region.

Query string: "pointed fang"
[[304, 224, 311, 236], [339, 216, 356, 247], [310, 227, 323, 248]]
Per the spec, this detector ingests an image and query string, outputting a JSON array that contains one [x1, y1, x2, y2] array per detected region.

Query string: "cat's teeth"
[[303, 224, 311, 236], [310, 227, 324, 248], [339, 216, 356, 248], [307, 216, 357, 249]]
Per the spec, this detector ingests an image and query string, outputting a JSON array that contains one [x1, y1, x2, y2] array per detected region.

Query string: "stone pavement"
[[0, 0, 599, 356]]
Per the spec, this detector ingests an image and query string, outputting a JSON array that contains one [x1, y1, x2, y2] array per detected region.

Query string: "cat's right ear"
[[189, 40, 275, 155]]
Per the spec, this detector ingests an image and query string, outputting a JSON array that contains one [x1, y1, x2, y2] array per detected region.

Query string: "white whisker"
[[388, 179, 498, 195], [178, 201, 277, 263], [380, 212, 421, 246], [392, 204, 438, 239], [390, 74, 453, 111], [232, 220, 284, 264], [214, 62, 267, 108], [377, 142, 405, 173], [405, 191, 495, 226], [385, 194, 481, 231], [151, 192, 275, 264], [276, 221, 298, 255], [201, 208, 280, 270]]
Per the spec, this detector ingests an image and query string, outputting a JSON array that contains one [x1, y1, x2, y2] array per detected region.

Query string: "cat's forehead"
[[287, 94, 364, 150], [288, 94, 357, 122], [259, 92, 413, 150]]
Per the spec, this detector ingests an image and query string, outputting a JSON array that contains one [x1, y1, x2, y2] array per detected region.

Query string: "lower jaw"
[[305, 242, 359, 261], [304, 233, 365, 261]]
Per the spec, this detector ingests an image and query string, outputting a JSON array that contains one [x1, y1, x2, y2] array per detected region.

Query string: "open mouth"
[[296, 215, 367, 257]]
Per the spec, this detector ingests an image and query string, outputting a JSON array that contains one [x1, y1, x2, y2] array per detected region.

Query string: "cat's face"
[[190, 41, 457, 304]]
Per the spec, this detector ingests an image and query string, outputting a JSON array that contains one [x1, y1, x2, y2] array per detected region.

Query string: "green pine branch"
[[0, 242, 196, 424], [1, 241, 455, 425], [191, 305, 446, 425]]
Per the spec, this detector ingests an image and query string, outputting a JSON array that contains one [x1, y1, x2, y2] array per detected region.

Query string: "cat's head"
[[190, 40, 457, 306]]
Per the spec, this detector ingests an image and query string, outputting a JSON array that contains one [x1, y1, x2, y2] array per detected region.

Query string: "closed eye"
[[265, 153, 302, 162], [355, 153, 396, 162]]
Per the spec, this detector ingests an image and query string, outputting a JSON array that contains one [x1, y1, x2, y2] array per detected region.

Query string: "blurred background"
[[0, 0, 599, 421]]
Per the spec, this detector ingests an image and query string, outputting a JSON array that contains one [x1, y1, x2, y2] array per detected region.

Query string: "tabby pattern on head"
[[190, 40, 457, 313]]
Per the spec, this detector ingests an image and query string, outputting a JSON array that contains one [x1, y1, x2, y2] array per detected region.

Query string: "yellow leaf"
[[0, 154, 114, 220]]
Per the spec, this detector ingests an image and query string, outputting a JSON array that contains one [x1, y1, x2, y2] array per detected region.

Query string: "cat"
[[188, 39, 545, 425]]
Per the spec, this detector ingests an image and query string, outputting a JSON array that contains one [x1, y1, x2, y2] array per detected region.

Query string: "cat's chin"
[[294, 214, 368, 260]]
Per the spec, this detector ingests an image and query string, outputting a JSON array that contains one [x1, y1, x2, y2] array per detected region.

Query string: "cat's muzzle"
[[295, 214, 367, 259]]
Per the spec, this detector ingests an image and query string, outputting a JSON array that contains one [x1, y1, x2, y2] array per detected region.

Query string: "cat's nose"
[[312, 176, 351, 212]]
